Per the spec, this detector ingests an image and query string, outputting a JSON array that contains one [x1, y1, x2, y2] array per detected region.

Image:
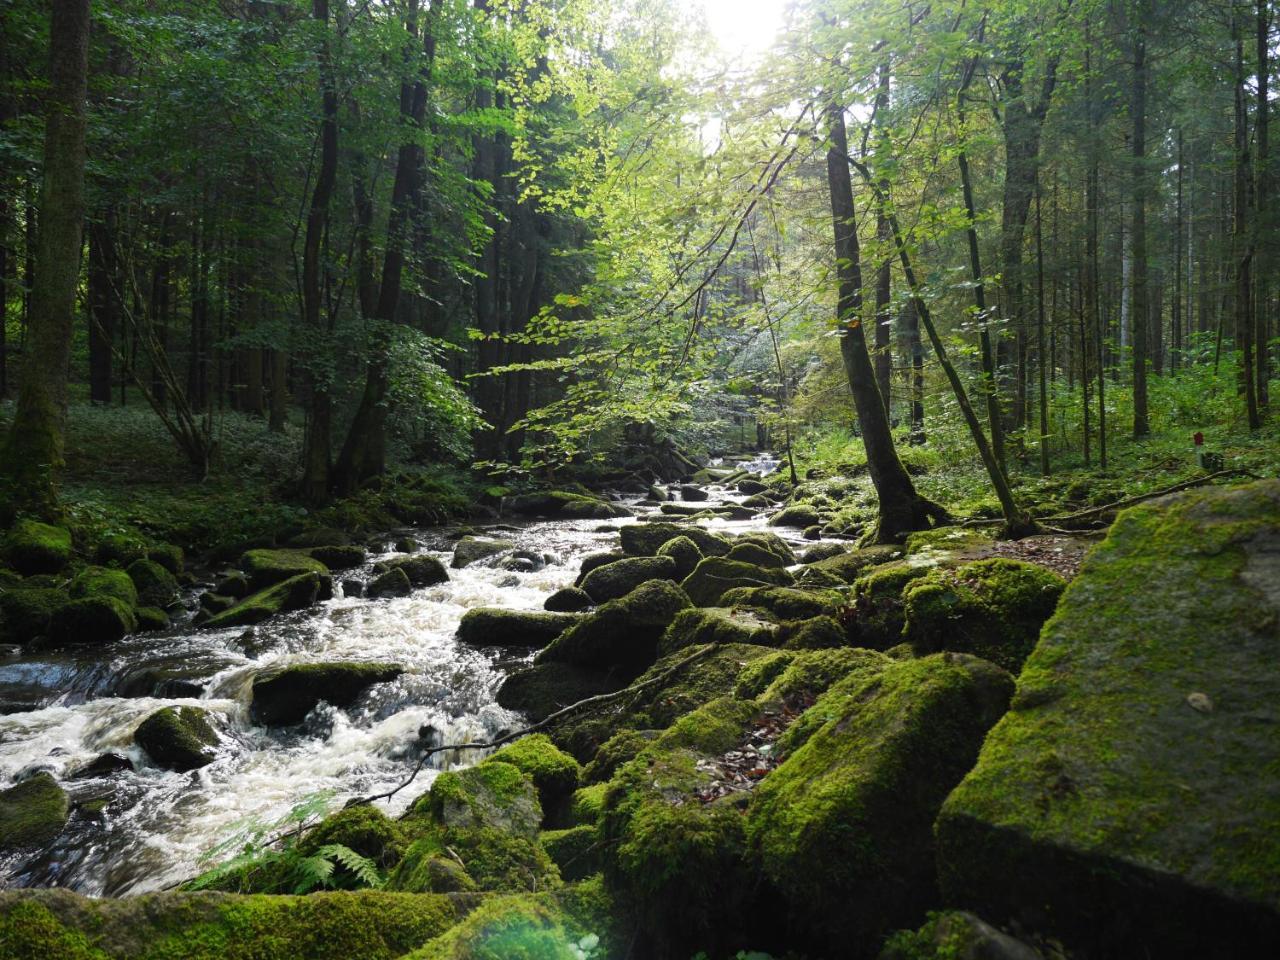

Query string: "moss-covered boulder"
[[490, 735, 582, 828], [372, 554, 449, 588], [306, 544, 367, 570], [451, 537, 515, 569], [506, 491, 632, 520], [415, 760, 543, 839], [740, 646, 889, 705], [202, 572, 322, 629], [619, 522, 730, 558], [879, 911, 1046, 960], [407, 888, 613, 960], [778, 614, 845, 650], [126, 558, 179, 608], [496, 662, 625, 723], [655, 535, 702, 580], [802, 543, 902, 584], [456, 608, 579, 649], [540, 826, 601, 883], [903, 524, 997, 556], [0, 585, 65, 645], [0, 773, 69, 852], [579, 555, 677, 603], [134, 706, 220, 772], [70, 566, 138, 608], [745, 653, 1015, 957], [239, 548, 330, 591], [250, 662, 403, 726], [0, 888, 463, 960], [146, 543, 185, 575], [572, 551, 624, 587], [298, 805, 408, 869], [543, 587, 592, 613], [536, 580, 692, 678], [768, 503, 822, 528], [847, 561, 935, 648], [935, 481, 1280, 957], [47, 596, 136, 645], [93, 533, 148, 568], [800, 542, 846, 564], [658, 606, 776, 656], [3, 520, 73, 575], [368, 566, 413, 598], [720, 585, 839, 621], [680, 557, 793, 607], [134, 606, 171, 632]]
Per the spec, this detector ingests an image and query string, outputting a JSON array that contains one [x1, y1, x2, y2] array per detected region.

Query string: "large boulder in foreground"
[[250, 662, 403, 725], [579, 555, 678, 603], [456, 608, 579, 648], [619, 522, 730, 558], [746, 653, 1014, 958], [202, 572, 321, 629], [0, 773, 69, 852], [2, 520, 72, 575], [680, 557, 793, 607], [135, 706, 220, 772], [936, 481, 1280, 957], [537, 580, 692, 677]]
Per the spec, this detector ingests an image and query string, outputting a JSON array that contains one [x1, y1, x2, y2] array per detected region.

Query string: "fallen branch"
[[347, 643, 722, 808]]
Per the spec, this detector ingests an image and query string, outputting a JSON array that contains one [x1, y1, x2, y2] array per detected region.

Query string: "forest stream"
[[0, 456, 793, 898]]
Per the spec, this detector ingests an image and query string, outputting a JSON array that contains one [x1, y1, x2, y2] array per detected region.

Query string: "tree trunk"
[[1233, 9, 1260, 428], [1255, 0, 1270, 409], [87, 210, 120, 405], [825, 103, 942, 543], [1131, 8, 1151, 436], [872, 60, 892, 412], [1173, 130, 1184, 370], [1, 0, 90, 521]]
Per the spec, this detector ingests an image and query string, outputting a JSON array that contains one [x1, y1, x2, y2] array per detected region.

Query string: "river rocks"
[[656, 535, 702, 580], [800, 541, 846, 564], [146, 543, 185, 575], [579, 555, 678, 603], [620, 521, 731, 558], [0, 773, 69, 852], [490, 734, 582, 828], [238, 548, 329, 590], [3, 520, 72, 575], [202, 572, 322, 629], [574, 551, 625, 586], [935, 481, 1280, 957], [69, 753, 134, 779], [94, 533, 148, 568], [901, 558, 1066, 672], [801, 543, 902, 584], [507, 490, 632, 520], [287, 526, 352, 548], [537, 580, 693, 677], [658, 607, 776, 656], [678, 484, 709, 502], [0, 586, 64, 645], [497, 661, 627, 722], [70, 565, 138, 608], [768, 503, 822, 528], [720, 585, 837, 621], [371, 554, 448, 587], [305, 544, 366, 570], [215, 571, 249, 598], [880, 911, 1046, 960], [367, 566, 412, 598], [738, 478, 767, 494], [126, 558, 179, 607], [456, 608, 579, 648], [135, 706, 220, 772], [846, 561, 934, 648], [250, 661, 403, 725], [451, 536, 515, 569], [544, 587, 593, 612], [746, 653, 1014, 957], [47, 595, 136, 645], [725, 542, 787, 569], [648, 484, 669, 502], [680, 556, 793, 607]]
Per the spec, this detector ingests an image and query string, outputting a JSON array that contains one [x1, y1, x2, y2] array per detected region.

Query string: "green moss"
[[901, 558, 1066, 672], [249, 661, 402, 726], [126, 558, 179, 607], [768, 504, 822, 528], [146, 543, 185, 575], [298, 806, 407, 868], [3, 520, 73, 575], [745, 654, 1014, 956], [386, 838, 478, 895], [70, 566, 138, 608], [134, 606, 171, 632], [579, 556, 678, 604], [0, 773, 70, 852], [239, 549, 329, 590], [570, 784, 609, 824], [440, 827, 560, 893], [0, 586, 67, 644], [759, 647, 888, 705], [496, 663, 622, 726], [619, 522, 730, 558], [371, 555, 449, 588], [203, 573, 321, 630], [406, 891, 602, 960], [847, 561, 935, 648], [540, 826, 601, 883], [456, 609, 579, 649], [902, 525, 996, 557], [732, 649, 796, 699], [489, 736, 582, 828], [720, 585, 839, 621], [657, 606, 776, 656], [733, 531, 798, 565], [935, 481, 1280, 954], [306, 544, 366, 570], [48, 595, 137, 645], [779, 615, 846, 650], [679, 557, 794, 606], [414, 761, 543, 839], [93, 533, 148, 569], [134, 706, 219, 772], [803, 544, 902, 584], [655, 535, 702, 579], [0, 899, 106, 960]]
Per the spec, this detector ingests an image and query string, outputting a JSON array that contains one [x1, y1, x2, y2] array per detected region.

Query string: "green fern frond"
[[316, 843, 386, 890]]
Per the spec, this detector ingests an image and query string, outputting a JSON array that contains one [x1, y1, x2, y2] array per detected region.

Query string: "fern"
[[288, 844, 384, 894], [318, 844, 386, 890], [290, 852, 337, 894]]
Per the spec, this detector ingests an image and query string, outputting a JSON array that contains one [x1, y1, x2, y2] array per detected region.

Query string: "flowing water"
[[0, 456, 803, 897]]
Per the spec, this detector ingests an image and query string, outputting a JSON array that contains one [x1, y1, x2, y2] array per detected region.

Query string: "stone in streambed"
[[456, 608, 579, 648], [250, 661, 403, 726], [679, 484, 709, 501], [371, 554, 448, 587], [579, 555, 678, 603], [126, 558, 179, 607], [202, 572, 321, 629], [574, 551, 625, 586], [620, 522, 731, 558], [0, 586, 65, 645], [367, 566, 412, 598], [506, 490, 632, 520], [238, 548, 329, 591], [544, 587, 593, 612], [451, 536, 515, 569], [0, 773, 69, 852], [658, 606, 776, 656], [679, 556, 793, 607], [935, 481, 1280, 957], [656, 535, 703, 579], [134, 706, 220, 772], [47, 596, 136, 645], [305, 544, 366, 570], [497, 661, 625, 723], [768, 503, 822, 528], [2, 521, 73, 576]]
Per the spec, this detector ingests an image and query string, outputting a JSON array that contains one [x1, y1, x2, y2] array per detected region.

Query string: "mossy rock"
[[70, 566, 138, 608], [720, 585, 839, 621], [0, 586, 66, 644], [679, 556, 793, 607], [901, 558, 1066, 672], [215, 571, 250, 598], [407, 889, 612, 960], [413, 760, 543, 839], [456, 608, 579, 649], [203, 572, 322, 629], [655, 535, 702, 579], [371, 554, 449, 588], [581, 733, 659, 788], [134, 706, 220, 772], [506, 491, 632, 520], [724, 542, 787, 569], [368, 566, 413, 598], [800, 542, 847, 564], [239, 548, 330, 591], [756, 647, 889, 708], [297, 805, 407, 869], [146, 543, 185, 575], [732, 530, 798, 565], [579, 555, 678, 604], [490, 735, 582, 829], [903, 525, 998, 557], [126, 558, 179, 607], [0, 888, 462, 960], [573, 551, 625, 587], [541, 826, 602, 883], [48, 596, 136, 645], [496, 662, 624, 725], [543, 587, 592, 613], [451, 537, 515, 569], [657, 606, 776, 656], [803, 544, 902, 584], [390, 823, 559, 895], [935, 481, 1280, 957], [134, 606, 170, 633], [619, 522, 730, 558], [745, 654, 1014, 957], [536, 580, 692, 677], [848, 561, 935, 648], [879, 910, 1046, 960], [93, 533, 148, 568], [768, 504, 822, 528], [385, 841, 477, 895], [287, 526, 352, 548], [306, 544, 367, 570], [3, 520, 73, 575], [778, 614, 846, 650], [570, 782, 611, 822], [0, 773, 69, 852], [250, 661, 403, 726]]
